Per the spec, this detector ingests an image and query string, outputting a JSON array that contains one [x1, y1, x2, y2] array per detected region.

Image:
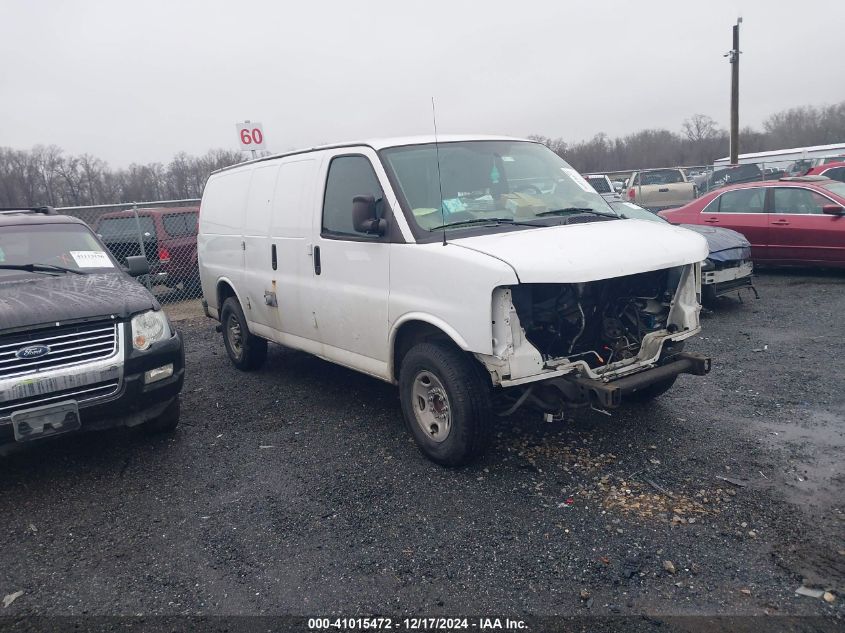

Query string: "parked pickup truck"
[[626, 168, 697, 210]]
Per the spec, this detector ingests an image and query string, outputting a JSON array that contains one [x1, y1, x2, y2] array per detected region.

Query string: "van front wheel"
[[221, 297, 267, 371], [399, 342, 491, 466]]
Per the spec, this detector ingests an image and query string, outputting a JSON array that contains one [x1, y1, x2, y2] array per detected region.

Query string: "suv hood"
[[0, 272, 159, 332], [451, 219, 709, 283]]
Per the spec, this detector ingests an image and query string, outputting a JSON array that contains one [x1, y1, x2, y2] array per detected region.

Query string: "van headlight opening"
[[131, 310, 170, 350]]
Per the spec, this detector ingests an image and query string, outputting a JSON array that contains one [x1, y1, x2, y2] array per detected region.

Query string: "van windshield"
[[380, 141, 614, 235]]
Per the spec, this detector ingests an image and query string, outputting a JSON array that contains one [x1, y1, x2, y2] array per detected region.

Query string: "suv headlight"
[[131, 310, 171, 350]]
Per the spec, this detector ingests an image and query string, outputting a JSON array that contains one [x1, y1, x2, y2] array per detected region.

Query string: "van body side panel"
[[243, 163, 281, 331], [388, 242, 519, 357], [198, 168, 253, 309]]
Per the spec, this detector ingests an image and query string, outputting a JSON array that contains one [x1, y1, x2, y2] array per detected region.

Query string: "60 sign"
[[236, 122, 266, 150]]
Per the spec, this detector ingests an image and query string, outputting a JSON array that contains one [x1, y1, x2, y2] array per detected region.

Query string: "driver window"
[[322, 155, 384, 238], [773, 188, 827, 215]]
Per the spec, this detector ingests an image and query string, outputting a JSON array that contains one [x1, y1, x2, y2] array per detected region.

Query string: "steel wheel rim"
[[227, 314, 243, 360], [411, 370, 451, 443]]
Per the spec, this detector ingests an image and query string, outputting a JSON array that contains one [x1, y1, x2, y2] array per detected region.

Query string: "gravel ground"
[[0, 270, 842, 623]]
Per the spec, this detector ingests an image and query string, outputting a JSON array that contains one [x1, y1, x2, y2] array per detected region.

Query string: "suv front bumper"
[[0, 330, 184, 446]]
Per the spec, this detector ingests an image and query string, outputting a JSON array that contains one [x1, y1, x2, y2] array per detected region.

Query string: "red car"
[[659, 177, 845, 267], [94, 207, 200, 293], [805, 161, 845, 183]]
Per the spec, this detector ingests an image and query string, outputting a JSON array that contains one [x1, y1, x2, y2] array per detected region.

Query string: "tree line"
[[532, 100, 845, 173], [1, 101, 843, 208], [0, 147, 245, 209]]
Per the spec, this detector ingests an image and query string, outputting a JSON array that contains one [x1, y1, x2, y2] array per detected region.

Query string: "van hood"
[[450, 219, 709, 283], [0, 272, 159, 332]]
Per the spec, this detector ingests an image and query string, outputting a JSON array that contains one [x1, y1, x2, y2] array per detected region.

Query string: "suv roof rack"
[[0, 206, 56, 215], [779, 176, 829, 182]]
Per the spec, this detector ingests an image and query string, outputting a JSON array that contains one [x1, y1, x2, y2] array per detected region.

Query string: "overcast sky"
[[1, 0, 843, 166]]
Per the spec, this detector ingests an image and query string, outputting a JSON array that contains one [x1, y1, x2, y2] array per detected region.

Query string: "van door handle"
[[658, 187, 669, 192], [704, 217, 719, 223], [271, 244, 277, 270], [772, 219, 789, 225], [313, 246, 321, 275]]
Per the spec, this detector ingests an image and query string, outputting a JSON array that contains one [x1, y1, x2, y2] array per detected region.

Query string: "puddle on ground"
[[756, 408, 845, 510]]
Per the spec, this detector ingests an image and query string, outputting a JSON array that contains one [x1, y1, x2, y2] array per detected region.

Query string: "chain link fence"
[[58, 199, 201, 307]]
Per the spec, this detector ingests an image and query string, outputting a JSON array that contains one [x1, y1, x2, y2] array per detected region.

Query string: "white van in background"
[[198, 135, 710, 466]]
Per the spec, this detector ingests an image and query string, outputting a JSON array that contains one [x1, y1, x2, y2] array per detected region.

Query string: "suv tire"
[[398, 342, 491, 466], [221, 297, 267, 371]]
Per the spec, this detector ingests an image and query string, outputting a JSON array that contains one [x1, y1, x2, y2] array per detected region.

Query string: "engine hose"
[[568, 302, 586, 354]]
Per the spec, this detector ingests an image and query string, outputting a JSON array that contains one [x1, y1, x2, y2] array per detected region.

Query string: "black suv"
[[0, 208, 184, 449]]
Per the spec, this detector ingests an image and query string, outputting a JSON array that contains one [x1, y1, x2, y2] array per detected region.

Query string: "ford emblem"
[[15, 344, 51, 360]]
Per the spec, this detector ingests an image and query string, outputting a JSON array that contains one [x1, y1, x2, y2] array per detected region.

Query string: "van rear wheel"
[[221, 297, 267, 371], [398, 342, 491, 466]]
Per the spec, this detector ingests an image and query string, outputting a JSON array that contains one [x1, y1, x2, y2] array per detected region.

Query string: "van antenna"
[[431, 97, 447, 246]]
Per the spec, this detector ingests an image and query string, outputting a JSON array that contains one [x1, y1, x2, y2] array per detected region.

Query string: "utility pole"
[[727, 17, 742, 165]]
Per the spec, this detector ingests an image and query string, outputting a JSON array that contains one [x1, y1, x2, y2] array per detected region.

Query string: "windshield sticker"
[[70, 250, 114, 268], [561, 167, 596, 193], [501, 156, 515, 162], [441, 198, 467, 214]]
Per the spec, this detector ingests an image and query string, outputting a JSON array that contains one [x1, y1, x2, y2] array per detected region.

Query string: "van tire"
[[221, 297, 267, 371], [626, 375, 678, 402], [626, 341, 685, 402], [398, 342, 491, 466], [141, 398, 180, 434]]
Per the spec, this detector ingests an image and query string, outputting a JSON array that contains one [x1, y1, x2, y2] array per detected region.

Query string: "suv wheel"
[[221, 297, 267, 371], [398, 342, 491, 466]]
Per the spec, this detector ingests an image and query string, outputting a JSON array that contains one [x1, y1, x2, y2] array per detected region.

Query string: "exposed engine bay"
[[510, 267, 684, 369], [480, 264, 705, 417]]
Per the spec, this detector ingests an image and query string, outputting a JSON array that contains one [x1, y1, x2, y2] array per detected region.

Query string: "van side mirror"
[[822, 204, 845, 215], [352, 195, 388, 236], [125, 255, 150, 277]]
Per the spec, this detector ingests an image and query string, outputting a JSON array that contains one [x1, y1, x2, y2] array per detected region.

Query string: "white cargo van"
[[198, 135, 710, 466]]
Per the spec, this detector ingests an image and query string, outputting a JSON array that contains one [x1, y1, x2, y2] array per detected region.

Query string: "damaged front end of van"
[[477, 262, 710, 416]]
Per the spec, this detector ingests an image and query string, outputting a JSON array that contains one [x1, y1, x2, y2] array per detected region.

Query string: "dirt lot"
[[0, 270, 842, 625]]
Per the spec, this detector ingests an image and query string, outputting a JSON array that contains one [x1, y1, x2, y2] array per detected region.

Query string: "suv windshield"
[[0, 224, 116, 275], [380, 140, 614, 234]]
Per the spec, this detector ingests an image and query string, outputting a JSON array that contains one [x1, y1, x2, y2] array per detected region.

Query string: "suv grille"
[[0, 321, 118, 379], [0, 379, 120, 418]]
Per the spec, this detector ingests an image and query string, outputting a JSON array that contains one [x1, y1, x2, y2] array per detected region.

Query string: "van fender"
[[388, 312, 473, 378], [214, 276, 246, 314]]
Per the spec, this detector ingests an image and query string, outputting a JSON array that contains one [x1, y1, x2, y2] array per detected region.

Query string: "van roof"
[[211, 134, 532, 175]]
